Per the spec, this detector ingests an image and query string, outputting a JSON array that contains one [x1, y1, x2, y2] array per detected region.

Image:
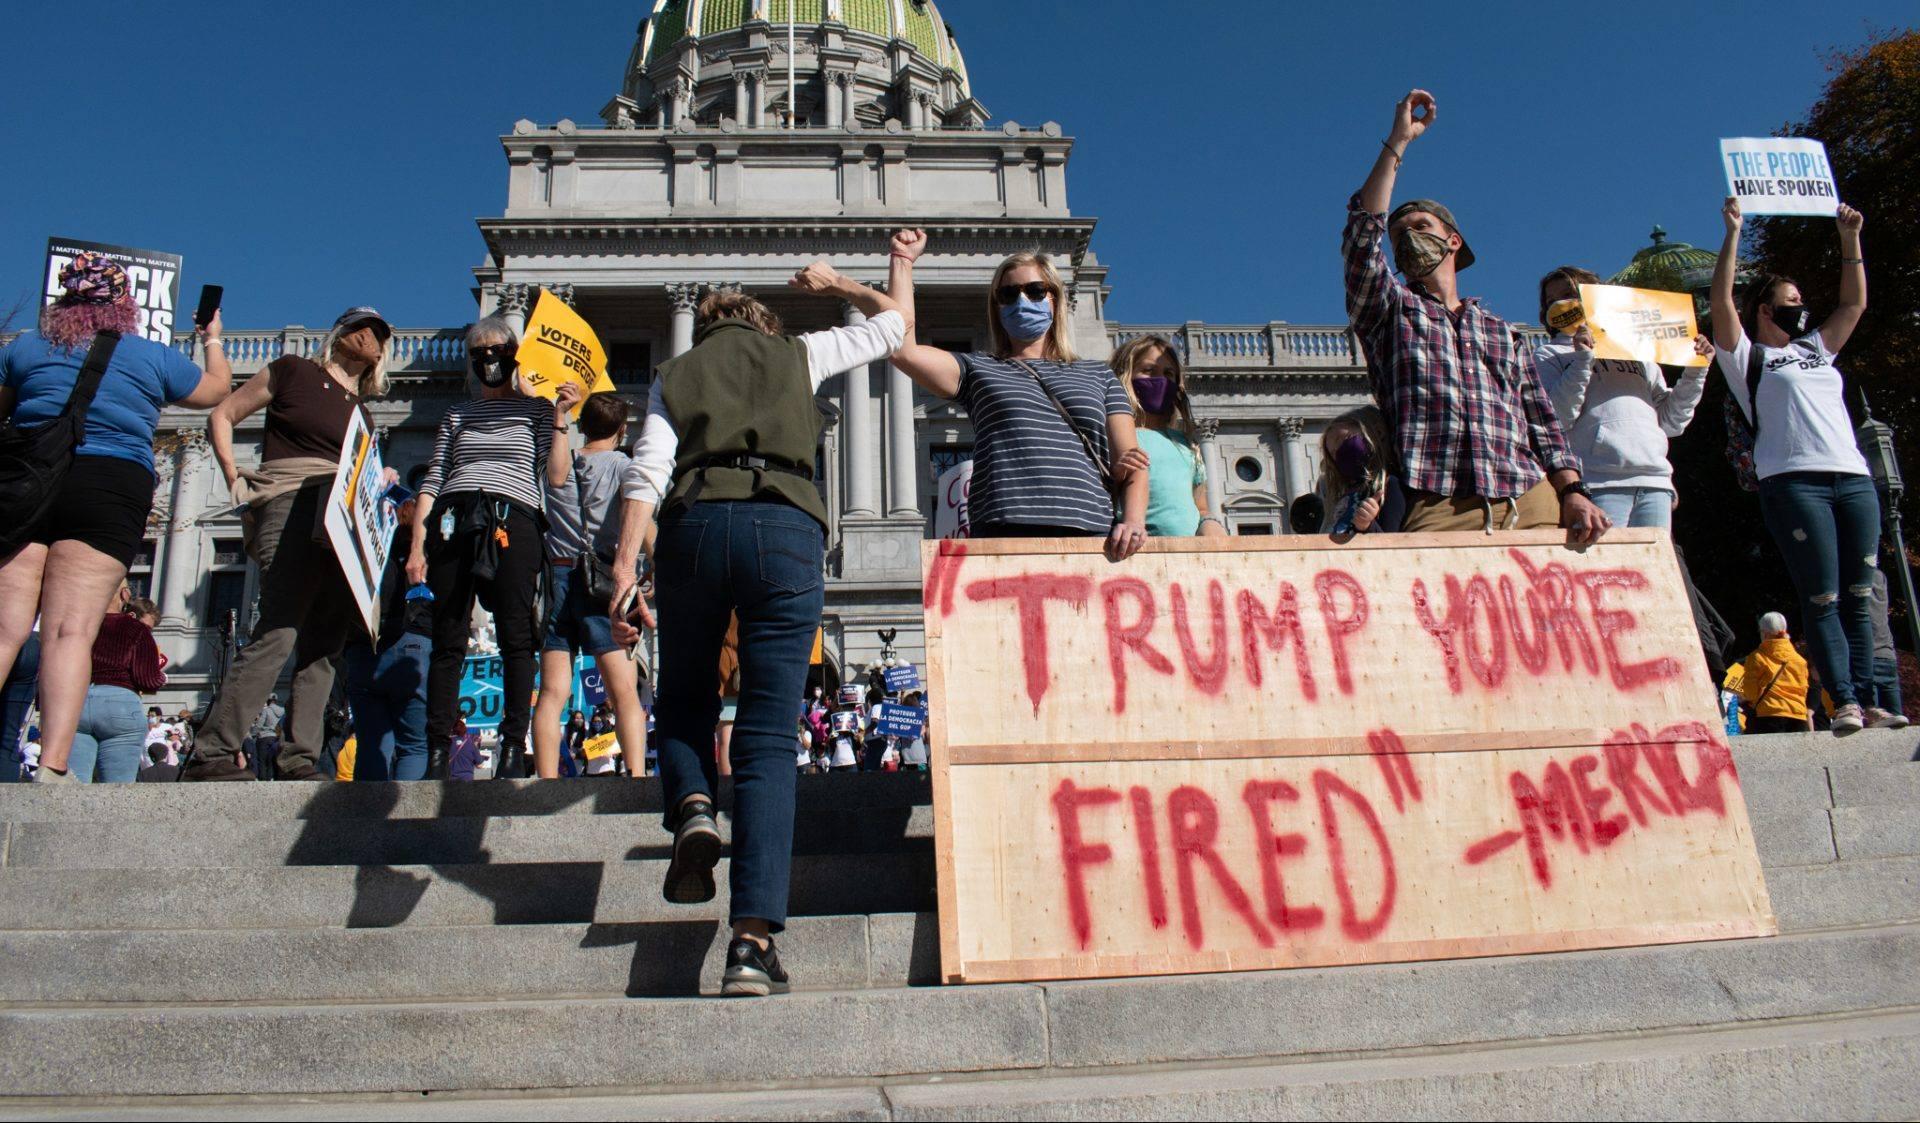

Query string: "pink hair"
[[40, 298, 140, 351]]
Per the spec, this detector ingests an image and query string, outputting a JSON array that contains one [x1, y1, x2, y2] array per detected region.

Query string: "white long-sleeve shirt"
[[621, 310, 907, 505], [1533, 335, 1707, 492]]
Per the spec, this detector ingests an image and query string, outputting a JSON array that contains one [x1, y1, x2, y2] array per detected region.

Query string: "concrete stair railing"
[[0, 729, 1915, 1118]]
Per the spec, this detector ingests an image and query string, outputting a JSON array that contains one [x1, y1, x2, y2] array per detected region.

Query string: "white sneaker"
[[1864, 706, 1911, 730], [1830, 703, 1865, 736]]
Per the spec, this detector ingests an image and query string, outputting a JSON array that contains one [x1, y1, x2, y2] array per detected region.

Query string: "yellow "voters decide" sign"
[[1578, 284, 1708, 368], [516, 289, 609, 414]]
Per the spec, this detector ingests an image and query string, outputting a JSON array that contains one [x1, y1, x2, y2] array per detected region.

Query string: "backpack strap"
[[1743, 338, 1766, 441], [65, 331, 123, 428]]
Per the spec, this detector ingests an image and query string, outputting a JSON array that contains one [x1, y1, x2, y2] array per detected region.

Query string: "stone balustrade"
[[1109, 321, 1548, 370], [0, 327, 472, 376]]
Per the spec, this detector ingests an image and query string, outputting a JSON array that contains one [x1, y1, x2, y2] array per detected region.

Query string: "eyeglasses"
[[470, 344, 514, 361], [994, 282, 1053, 306]]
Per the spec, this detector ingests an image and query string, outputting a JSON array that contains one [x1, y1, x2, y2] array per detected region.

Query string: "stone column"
[[548, 283, 576, 308], [825, 72, 845, 128], [1278, 417, 1311, 501], [841, 72, 857, 126], [753, 72, 768, 129], [666, 283, 699, 358], [494, 283, 533, 339], [733, 71, 751, 125], [1192, 418, 1228, 526], [841, 302, 879, 518], [885, 354, 917, 517], [152, 432, 208, 629]]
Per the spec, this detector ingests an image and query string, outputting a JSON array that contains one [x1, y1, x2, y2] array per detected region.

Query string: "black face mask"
[[1768, 305, 1812, 339], [471, 344, 517, 388]]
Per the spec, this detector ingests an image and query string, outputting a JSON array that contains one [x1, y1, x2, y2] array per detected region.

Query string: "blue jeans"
[[69, 685, 149, 784], [344, 633, 431, 782], [654, 501, 825, 932], [1871, 656, 1903, 713], [1591, 486, 1673, 529], [1758, 472, 1881, 708], [543, 564, 619, 658], [0, 632, 39, 783]]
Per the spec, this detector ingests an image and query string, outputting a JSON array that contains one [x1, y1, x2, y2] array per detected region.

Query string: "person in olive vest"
[[609, 262, 908, 997]]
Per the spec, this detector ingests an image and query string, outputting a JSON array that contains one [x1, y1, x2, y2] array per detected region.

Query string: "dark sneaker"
[[180, 754, 256, 782], [662, 798, 722, 904], [276, 761, 328, 781], [721, 937, 790, 997]]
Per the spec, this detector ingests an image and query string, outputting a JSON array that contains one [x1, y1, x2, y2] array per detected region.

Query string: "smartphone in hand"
[[193, 285, 223, 328]]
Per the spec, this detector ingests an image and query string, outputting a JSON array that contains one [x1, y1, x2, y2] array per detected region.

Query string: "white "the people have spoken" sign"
[[1719, 137, 1839, 217]]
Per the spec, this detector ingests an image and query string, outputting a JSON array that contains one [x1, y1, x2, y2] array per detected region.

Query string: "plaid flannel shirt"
[[1342, 193, 1578, 500]]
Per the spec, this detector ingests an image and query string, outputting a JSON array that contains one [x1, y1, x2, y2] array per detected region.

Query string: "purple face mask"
[[1333, 433, 1372, 483], [1132, 376, 1176, 415]]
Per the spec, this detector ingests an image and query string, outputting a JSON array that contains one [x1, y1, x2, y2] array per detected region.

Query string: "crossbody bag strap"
[[1754, 660, 1789, 707], [66, 331, 123, 429], [1744, 340, 1767, 439], [1009, 358, 1115, 490]]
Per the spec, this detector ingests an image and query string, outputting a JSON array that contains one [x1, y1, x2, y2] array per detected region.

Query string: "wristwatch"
[[1556, 480, 1593, 504]]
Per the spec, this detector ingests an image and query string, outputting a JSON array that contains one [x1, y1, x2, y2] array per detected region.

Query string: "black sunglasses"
[[470, 343, 514, 361], [994, 281, 1053, 306]]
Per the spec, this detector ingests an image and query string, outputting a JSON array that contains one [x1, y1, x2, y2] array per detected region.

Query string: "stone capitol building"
[[60, 0, 1394, 712]]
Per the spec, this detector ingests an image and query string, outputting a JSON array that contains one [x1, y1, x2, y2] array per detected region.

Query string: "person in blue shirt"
[[0, 252, 228, 783], [1110, 334, 1228, 538]]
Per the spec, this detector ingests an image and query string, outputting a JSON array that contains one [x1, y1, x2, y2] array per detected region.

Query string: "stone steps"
[[3, 922, 1917, 1098], [0, 854, 934, 930], [0, 728, 1914, 1109], [0, 913, 937, 1003], [6, 1007, 1915, 1121]]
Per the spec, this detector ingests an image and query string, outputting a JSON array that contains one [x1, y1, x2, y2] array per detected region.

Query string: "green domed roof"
[[642, 0, 969, 86], [1609, 226, 1719, 294]]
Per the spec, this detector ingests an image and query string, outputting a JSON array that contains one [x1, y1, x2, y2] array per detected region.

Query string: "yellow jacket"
[[1740, 638, 1810, 722]]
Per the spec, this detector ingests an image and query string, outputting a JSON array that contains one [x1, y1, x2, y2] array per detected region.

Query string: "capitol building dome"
[[608, 0, 985, 131]]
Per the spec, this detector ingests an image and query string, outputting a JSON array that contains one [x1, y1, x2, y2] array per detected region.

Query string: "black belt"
[[679, 453, 814, 482]]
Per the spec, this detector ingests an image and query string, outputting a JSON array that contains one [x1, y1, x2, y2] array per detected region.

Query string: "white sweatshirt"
[[1533, 336, 1707, 492]]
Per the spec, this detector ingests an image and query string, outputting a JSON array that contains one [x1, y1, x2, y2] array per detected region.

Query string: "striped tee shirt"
[[417, 396, 554, 513], [954, 353, 1131, 534]]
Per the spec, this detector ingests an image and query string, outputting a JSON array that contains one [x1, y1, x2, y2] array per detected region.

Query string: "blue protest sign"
[[883, 664, 920, 693], [874, 703, 927, 739], [458, 656, 504, 730]]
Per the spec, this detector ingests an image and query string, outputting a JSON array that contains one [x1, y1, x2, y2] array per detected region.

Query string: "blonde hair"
[[1110, 334, 1196, 438], [1316, 405, 1394, 529], [987, 251, 1077, 362], [697, 290, 784, 336], [318, 321, 393, 399]]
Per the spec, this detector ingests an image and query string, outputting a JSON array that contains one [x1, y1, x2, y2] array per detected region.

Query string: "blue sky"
[[0, 1, 1906, 333]]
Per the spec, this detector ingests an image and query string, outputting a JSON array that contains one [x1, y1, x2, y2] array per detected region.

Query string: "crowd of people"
[[0, 87, 1899, 995]]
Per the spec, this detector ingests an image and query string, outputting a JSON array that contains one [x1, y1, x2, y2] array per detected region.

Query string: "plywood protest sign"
[[516, 289, 609, 416], [1578, 284, 1709, 368], [322, 409, 398, 637], [1721, 137, 1839, 217], [921, 532, 1774, 984], [44, 237, 182, 345]]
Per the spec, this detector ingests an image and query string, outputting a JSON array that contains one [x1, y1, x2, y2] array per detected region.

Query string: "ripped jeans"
[[1758, 471, 1881, 708]]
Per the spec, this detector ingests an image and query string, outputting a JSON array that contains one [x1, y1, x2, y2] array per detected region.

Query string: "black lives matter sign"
[[43, 238, 184, 345]]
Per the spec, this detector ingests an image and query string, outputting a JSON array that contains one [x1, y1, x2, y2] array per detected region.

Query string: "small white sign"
[[322, 410, 398, 638], [1719, 137, 1839, 217]]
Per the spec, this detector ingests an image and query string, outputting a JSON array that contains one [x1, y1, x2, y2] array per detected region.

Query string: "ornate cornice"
[[480, 217, 1096, 262]]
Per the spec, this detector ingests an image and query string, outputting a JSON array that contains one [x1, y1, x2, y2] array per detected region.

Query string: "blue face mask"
[[999, 295, 1054, 343]]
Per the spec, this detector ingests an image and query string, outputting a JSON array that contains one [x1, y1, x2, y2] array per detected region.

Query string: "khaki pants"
[[194, 485, 357, 774], [1400, 479, 1560, 534]]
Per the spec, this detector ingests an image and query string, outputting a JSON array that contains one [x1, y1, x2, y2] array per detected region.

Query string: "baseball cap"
[[333, 306, 393, 341], [1388, 199, 1476, 272]]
